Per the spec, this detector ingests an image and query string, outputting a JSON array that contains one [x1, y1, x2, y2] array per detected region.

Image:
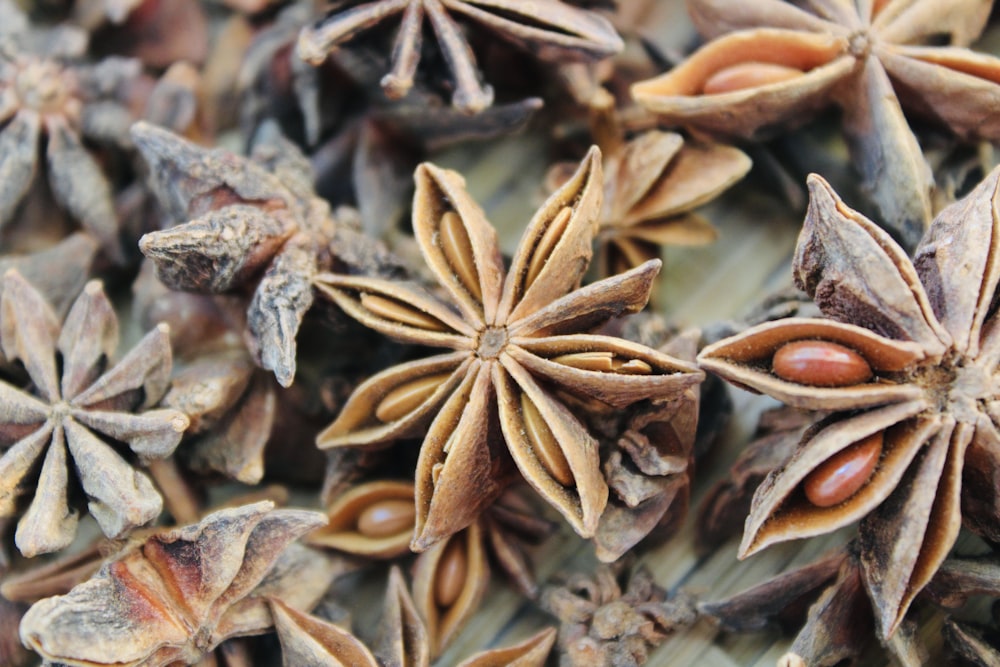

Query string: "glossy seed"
[[439, 211, 482, 301], [435, 537, 467, 608], [702, 62, 805, 95], [374, 372, 451, 422], [613, 359, 652, 374], [803, 431, 883, 507], [360, 293, 446, 331], [525, 206, 572, 289], [772, 340, 873, 387], [521, 393, 574, 486], [356, 499, 416, 538]]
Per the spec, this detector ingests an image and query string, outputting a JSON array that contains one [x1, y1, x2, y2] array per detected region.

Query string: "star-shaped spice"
[[134, 120, 400, 387], [0, 270, 188, 557], [632, 0, 1000, 247], [297, 0, 624, 113], [699, 166, 1000, 639], [314, 148, 702, 550]]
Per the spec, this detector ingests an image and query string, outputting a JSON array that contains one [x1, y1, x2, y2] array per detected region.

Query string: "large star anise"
[[297, 0, 624, 113], [699, 166, 1000, 639], [0, 270, 188, 557], [632, 0, 1000, 247], [314, 148, 702, 550]]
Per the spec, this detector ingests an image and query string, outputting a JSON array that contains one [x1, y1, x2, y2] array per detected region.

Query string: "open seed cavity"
[[521, 393, 574, 486], [375, 372, 451, 423], [552, 351, 652, 375], [772, 340, 872, 387], [702, 62, 805, 95], [802, 431, 883, 507], [361, 293, 447, 331]]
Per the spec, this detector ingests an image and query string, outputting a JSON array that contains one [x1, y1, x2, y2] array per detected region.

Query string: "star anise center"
[[12, 59, 77, 118], [911, 353, 995, 421], [476, 326, 508, 360], [848, 30, 873, 59]]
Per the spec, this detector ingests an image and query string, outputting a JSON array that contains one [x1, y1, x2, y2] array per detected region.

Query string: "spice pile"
[[2, 0, 1000, 665]]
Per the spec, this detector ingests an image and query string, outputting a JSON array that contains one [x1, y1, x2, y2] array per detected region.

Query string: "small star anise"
[[314, 147, 702, 550], [699, 166, 1000, 638], [0, 270, 189, 557], [632, 0, 1000, 247], [296, 0, 624, 113]]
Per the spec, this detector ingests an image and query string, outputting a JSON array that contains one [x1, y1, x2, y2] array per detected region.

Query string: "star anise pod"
[[314, 147, 703, 550], [296, 0, 623, 114], [133, 120, 401, 387], [698, 166, 1000, 639], [632, 0, 1000, 247], [924, 553, 1000, 665], [19, 501, 330, 667], [0, 269, 189, 557]]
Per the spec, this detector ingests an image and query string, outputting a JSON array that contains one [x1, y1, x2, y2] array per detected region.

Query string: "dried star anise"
[[699, 166, 1000, 638], [0, 270, 188, 557], [632, 0, 1000, 247], [19, 501, 329, 667], [296, 0, 624, 114], [314, 148, 703, 550]]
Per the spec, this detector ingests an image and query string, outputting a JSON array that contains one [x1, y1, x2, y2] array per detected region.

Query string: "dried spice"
[[297, 0, 624, 113], [632, 0, 1000, 247], [699, 167, 1000, 638], [308, 479, 417, 558], [540, 559, 696, 667], [0, 270, 188, 557], [19, 501, 330, 667], [314, 148, 703, 550]]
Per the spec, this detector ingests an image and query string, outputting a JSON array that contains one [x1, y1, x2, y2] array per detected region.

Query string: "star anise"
[[313, 147, 703, 550], [632, 0, 1000, 247], [0, 270, 189, 557], [296, 0, 624, 114], [698, 166, 1000, 639]]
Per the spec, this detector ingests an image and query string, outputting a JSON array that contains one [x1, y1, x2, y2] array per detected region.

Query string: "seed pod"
[[772, 340, 873, 387], [702, 62, 805, 95], [308, 481, 415, 558], [803, 432, 883, 507]]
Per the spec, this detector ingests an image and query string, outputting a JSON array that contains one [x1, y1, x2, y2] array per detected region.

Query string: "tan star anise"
[[296, 0, 624, 113], [314, 148, 702, 550], [632, 0, 1000, 247], [0, 270, 189, 557], [699, 166, 1000, 639]]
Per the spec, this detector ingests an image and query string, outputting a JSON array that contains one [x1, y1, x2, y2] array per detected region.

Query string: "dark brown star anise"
[[632, 0, 1000, 247], [699, 166, 1000, 638], [0, 269, 188, 557], [313, 147, 703, 550], [296, 0, 624, 113]]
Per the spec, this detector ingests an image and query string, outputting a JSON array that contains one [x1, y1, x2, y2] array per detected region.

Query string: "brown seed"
[[803, 431, 883, 507], [439, 211, 482, 301], [521, 393, 574, 486], [702, 62, 805, 95], [435, 538, 467, 608], [356, 499, 416, 538], [360, 293, 446, 331], [771, 340, 873, 387], [525, 206, 573, 288], [375, 372, 452, 423]]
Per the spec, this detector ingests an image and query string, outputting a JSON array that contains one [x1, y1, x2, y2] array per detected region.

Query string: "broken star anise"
[[0, 269, 188, 557], [296, 0, 624, 113], [313, 147, 702, 550], [698, 165, 1000, 639], [632, 0, 1000, 247]]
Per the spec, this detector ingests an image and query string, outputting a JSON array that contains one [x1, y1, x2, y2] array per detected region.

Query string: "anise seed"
[[772, 340, 872, 387], [435, 538, 468, 608], [521, 393, 574, 486], [525, 206, 573, 288], [803, 431, 883, 507], [702, 62, 805, 95], [439, 211, 482, 301], [375, 372, 451, 423], [356, 499, 416, 538], [360, 293, 447, 331]]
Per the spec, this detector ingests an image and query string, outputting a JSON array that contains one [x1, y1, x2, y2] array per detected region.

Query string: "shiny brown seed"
[[771, 340, 873, 387], [439, 211, 482, 301], [360, 293, 447, 331], [435, 537, 468, 608], [521, 393, 574, 486], [356, 499, 416, 538], [525, 206, 572, 288], [702, 62, 805, 95], [803, 432, 883, 507], [375, 372, 452, 422]]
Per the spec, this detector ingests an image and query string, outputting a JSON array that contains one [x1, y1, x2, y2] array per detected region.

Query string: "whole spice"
[[699, 166, 1000, 638], [314, 147, 703, 550]]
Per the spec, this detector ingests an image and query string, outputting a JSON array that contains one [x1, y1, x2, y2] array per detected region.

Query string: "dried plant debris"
[[314, 147, 703, 550], [699, 166, 1000, 639], [20, 501, 329, 667], [0, 270, 188, 557], [297, 0, 624, 113], [633, 0, 1000, 247], [133, 120, 400, 387], [541, 559, 696, 667]]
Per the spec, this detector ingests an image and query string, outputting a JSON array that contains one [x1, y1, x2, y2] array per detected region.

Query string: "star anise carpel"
[[0, 269, 189, 558], [313, 146, 703, 552], [698, 166, 1000, 639], [632, 0, 1000, 248]]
